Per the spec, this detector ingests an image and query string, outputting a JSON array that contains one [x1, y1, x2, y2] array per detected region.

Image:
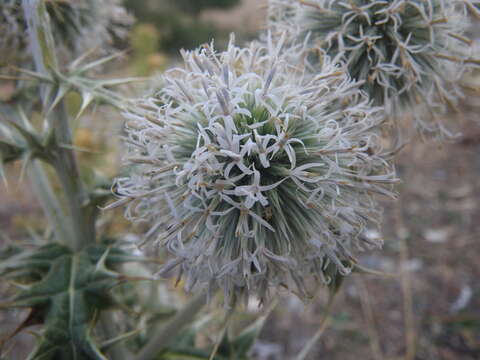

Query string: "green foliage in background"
[[174, 0, 240, 18], [130, 24, 167, 75], [124, 0, 235, 53]]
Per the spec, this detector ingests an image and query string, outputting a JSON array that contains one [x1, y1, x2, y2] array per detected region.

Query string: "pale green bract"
[[113, 35, 397, 305], [268, 0, 480, 137]]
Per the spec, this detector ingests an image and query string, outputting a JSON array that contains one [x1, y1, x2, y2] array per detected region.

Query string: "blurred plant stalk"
[[19, 1, 128, 359], [22, 0, 93, 251], [136, 293, 208, 360]]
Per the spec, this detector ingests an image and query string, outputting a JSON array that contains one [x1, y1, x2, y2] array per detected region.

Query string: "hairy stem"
[[136, 293, 207, 360]]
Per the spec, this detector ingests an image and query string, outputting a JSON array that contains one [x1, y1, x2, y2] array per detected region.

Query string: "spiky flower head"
[[268, 0, 480, 136], [114, 35, 397, 305], [0, 0, 133, 66]]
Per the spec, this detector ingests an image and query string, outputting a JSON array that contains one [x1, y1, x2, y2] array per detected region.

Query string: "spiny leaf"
[[10, 252, 118, 360], [86, 242, 146, 266], [3, 114, 57, 164], [75, 91, 94, 121], [1, 243, 145, 360], [73, 51, 127, 75], [4, 120, 43, 155], [0, 243, 70, 281], [45, 83, 71, 117], [68, 47, 99, 73], [96, 77, 147, 87], [8, 67, 52, 83]]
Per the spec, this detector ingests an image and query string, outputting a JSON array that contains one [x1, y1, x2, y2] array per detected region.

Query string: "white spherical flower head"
[[0, 0, 133, 66], [115, 35, 397, 305], [268, 0, 480, 137]]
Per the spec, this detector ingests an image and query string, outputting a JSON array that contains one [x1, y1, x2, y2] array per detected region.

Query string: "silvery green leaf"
[[0, 243, 70, 281], [4, 119, 51, 162], [8, 252, 118, 360], [1, 243, 146, 360]]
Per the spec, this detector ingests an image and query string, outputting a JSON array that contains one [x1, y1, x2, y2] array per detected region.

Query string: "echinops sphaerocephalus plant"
[[0, 0, 133, 66], [113, 34, 397, 305], [268, 0, 480, 137]]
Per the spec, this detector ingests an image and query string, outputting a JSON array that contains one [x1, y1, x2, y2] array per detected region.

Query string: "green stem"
[[22, 0, 94, 250], [20, 1, 126, 359], [52, 133, 95, 250], [136, 293, 207, 360]]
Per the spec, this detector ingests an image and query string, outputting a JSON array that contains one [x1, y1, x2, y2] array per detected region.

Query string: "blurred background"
[[1, 0, 479, 359]]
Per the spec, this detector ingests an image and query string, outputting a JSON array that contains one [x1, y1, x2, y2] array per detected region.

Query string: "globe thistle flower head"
[[0, 0, 133, 66], [268, 0, 480, 137], [114, 35, 397, 305]]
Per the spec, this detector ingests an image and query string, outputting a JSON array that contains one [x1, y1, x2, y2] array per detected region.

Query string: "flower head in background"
[[114, 35, 397, 305], [46, 0, 133, 55], [1, 0, 27, 66], [0, 0, 133, 66], [268, 0, 480, 137]]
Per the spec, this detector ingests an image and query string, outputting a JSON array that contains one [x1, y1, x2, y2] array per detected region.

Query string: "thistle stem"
[[52, 144, 94, 250], [22, 0, 94, 250], [136, 293, 207, 360], [19, 2, 125, 359]]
